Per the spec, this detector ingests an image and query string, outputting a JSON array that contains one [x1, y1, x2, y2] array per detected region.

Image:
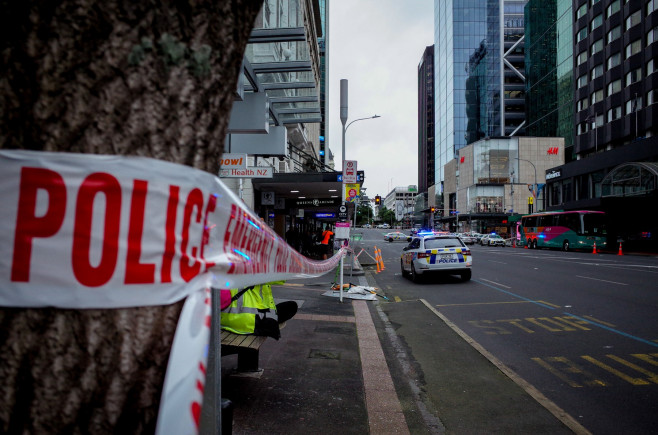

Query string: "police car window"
[[424, 238, 463, 249], [409, 238, 420, 249]]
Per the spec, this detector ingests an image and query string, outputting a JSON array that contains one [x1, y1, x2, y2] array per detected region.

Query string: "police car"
[[400, 233, 472, 282], [384, 231, 411, 242]]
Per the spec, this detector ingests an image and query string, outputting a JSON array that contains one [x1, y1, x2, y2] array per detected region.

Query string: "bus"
[[520, 211, 607, 251]]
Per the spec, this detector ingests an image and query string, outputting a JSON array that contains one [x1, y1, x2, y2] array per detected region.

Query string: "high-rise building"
[[543, 0, 658, 251], [318, 0, 330, 169], [433, 0, 528, 213], [525, 0, 575, 160], [418, 45, 435, 195]]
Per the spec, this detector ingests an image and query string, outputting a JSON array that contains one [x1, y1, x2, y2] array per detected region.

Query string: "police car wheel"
[[411, 264, 420, 283]]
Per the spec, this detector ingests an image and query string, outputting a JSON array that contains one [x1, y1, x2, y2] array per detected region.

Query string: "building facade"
[[433, 0, 528, 214], [543, 0, 658, 251], [441, 136, 564, 235], [524, 0, 575, 160], [418, 45, 435, 195], [383, 186, 419, 225]]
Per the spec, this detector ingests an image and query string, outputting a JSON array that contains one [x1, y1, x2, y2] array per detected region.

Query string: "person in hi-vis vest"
[[220, 281, 297, 340]]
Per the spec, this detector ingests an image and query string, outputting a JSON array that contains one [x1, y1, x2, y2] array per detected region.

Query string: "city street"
[[351, 227, 658, 435]]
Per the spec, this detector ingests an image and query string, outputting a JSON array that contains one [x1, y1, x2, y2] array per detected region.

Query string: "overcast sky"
[[327, 0, 434, 201]]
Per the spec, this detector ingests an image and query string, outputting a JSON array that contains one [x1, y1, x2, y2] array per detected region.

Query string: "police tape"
[[0, 149, 346, 435], [1, 149, 346, 309]]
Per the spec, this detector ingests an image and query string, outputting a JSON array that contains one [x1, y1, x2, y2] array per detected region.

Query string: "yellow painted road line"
[[581, 355, 651, 385], [537, 300, 561, 308], [421, 299, 592, 435], [605, 355, 658, 384]]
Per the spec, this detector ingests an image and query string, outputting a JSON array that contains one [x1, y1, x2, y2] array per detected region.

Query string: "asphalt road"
[[351, 228, 658, 434]]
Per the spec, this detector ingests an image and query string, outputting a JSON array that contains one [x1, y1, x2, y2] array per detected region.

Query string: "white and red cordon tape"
[[0, 150, 346, 434]]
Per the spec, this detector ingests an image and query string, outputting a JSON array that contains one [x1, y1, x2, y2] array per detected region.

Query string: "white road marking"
[[480, 278, 511, 289], [576, 275, 628, 286]]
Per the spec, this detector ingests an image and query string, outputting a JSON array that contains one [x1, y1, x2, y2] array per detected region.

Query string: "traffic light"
[[430, 206, 435, 213], [375, 196, 381, 205]]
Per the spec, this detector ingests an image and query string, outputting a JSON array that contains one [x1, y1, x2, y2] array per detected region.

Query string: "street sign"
[[261, 191, 275, 205], [338, 203, 348, 221], [219, 167, 273, 178], [343, 160, 357, 183], [219, 153, 247, 169]]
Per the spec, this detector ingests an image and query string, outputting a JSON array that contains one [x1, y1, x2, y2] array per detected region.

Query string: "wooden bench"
[[220, 330, 268, 372], [220, 322, 285, 373]]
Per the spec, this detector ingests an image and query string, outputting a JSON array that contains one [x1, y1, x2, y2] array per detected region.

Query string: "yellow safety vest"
[[221, 281, 285, 335]]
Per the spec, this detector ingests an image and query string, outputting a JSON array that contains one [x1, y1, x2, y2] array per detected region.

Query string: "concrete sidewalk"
[[218, 270, 577, 434]]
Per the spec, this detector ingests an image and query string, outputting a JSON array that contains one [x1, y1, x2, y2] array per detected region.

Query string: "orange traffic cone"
[[374, 247, 381, 273], [618, 242, 623, 256], [380, 248, 386, 270], [592, 242, 597, 254]]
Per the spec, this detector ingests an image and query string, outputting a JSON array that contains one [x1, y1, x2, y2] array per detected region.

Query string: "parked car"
[[459, 234, 476, 245], [384, 231, 411, 242], [479, 234, 490, 246], [487, 234, 505, 246], [400, 234, 472, 282]]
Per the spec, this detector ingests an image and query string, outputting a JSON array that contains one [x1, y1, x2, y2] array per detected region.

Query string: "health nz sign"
[[219, 167, 273, 178]]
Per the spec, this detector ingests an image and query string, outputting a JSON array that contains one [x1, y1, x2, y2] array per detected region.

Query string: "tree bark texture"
[[0, 0, 263, 433]]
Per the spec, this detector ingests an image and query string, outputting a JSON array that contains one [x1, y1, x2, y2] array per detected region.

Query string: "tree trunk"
[[0, 1, 262, 432]]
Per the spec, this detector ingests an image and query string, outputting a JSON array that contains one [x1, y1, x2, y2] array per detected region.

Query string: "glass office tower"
[[433, 0, 527, 206], [525, 0, 574, 160]]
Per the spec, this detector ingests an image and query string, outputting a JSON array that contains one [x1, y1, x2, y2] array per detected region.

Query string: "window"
[[649, 59, 655, 76], [591, 14, 603, 31], [648, 27, 658, 45], [626, 67, 642, 85], [591, 89, 604, 105], [591, 39, 603, 55], [648, 90, 655, 106], [596, 114, 604, 127], [577, 50, 588, 65], [591, 0, 600, 5], [607, 0, 621, 18], [577, 27, 588, 42], [650, 0, 657, 15], [608, 79, 621, 96], [607, 106, 622, 121], [578, 98, 589, 111], [577, 122, 588, 135], [626, 96, 642, 113], [578, 74, 588, 88], [607, 52, 621, 69], [626, 10, 641, 31], [626, 39, 642, 58], [607, 26, 621, 43], [577, 3, 587, 19], [591, 64, 603, 80]]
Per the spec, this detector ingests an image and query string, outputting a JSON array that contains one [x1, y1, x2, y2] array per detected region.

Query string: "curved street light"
[[341, 114, 381, 202]]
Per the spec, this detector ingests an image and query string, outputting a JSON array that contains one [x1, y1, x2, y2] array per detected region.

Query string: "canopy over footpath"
[[0, 1, 267, 433]]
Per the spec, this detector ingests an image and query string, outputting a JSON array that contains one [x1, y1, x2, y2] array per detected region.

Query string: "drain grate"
[[308, 349, 341, 360]]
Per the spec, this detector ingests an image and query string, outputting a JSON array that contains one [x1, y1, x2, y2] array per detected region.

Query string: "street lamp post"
[[339, 79, 381, 202], [515, 157, 537, 212]]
